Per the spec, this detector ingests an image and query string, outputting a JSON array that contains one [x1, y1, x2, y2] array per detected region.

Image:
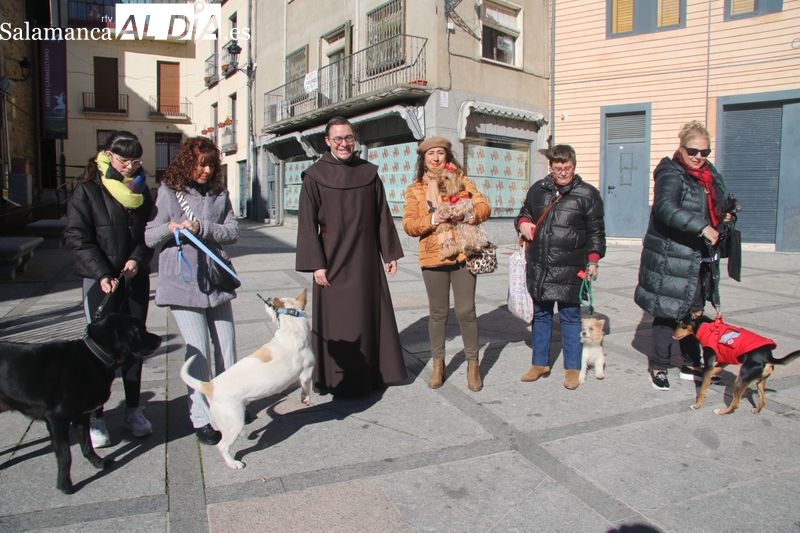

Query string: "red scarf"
[[675, 152, 719, 227]]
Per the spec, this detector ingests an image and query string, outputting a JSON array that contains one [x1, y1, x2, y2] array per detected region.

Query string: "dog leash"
[[578, 270, 594, 316], [92, 273, 124, 322], [174, 228, 243, 287]]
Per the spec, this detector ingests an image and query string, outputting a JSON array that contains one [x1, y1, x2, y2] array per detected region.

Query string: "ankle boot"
[[467, 359, 482, 392], [564, 369, 580, 390], [520, 365, 550, 382], [428, 358, 445, 389]]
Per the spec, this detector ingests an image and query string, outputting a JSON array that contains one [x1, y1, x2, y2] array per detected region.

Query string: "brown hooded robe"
[[296, 152, 407, 396]]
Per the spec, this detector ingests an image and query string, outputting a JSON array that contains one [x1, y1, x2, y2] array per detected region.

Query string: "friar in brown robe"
[[296, 140, 408, 397]]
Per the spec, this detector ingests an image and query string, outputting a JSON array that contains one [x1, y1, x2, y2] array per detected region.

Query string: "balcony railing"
[[204, 54, 219, 87], [148, 96, 192, 120], [220, 39, 239, 77], [219, 121, 238, 153], [263, 34, 427, 126], [82, 92, 129, 113]]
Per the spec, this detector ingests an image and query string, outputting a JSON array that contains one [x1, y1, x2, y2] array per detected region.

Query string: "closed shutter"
[[720, 104, 782, 243], [94, 57, 118, 111], [729, 0, 755, 16], [158, 62, 180, 115], [612, 0, 634, 34], [658, 0, 681, 27]]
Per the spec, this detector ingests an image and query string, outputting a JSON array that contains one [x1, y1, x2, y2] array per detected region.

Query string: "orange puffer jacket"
[[402, 175, 491, 268]]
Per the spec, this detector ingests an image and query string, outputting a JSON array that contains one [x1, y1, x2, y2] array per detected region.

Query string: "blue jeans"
[[531, 301, 581, 370]]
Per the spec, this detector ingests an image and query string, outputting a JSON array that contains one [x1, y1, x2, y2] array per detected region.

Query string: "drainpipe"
[[550, 0, 556, 145]]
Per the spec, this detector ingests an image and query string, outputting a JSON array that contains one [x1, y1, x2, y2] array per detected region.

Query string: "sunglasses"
[[683, 147, 711, 157]]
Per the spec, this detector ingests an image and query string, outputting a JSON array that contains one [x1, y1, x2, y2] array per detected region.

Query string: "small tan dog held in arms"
[[180, 289, 314, 469], [578, 317, 606, 385]]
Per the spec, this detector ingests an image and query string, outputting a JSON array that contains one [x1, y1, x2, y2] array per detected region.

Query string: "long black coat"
[[295, 152, 407, 397], [514, 175, 606, 303], [634, 157, 727, 319]]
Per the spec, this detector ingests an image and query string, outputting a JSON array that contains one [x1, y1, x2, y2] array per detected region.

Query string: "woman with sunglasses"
[[65, 130, 154, 447], [634, 121, 736, 391]]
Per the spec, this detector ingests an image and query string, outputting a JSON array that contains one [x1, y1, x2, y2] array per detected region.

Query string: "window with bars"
[[481, 1, 521, 66], [608, 0, 685, 37], [365, 0, 405, 76], [724, 0, 782, 19], [285, 46, 308, 102]]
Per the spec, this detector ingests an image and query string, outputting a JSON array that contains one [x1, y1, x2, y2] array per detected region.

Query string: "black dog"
[[0, 313, 161, 493], [674, 314, 800, 415]]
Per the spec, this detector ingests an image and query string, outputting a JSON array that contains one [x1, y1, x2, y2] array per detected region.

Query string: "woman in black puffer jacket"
[[64, 131, 154, 446], [634, 121, 735, 391], [514, 144, 606, 390]]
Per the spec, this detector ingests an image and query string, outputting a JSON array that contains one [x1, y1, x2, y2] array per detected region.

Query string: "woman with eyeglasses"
[[296, 116, 407, 398], [514, 144, 606, 390], [65, 130, 154, 447], [634, 121, 736, 391]]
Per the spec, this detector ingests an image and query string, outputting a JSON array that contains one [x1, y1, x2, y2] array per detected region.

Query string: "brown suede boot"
[[564, 369, 580, 390], [428, 358, 445, 389], [520, 365, 550, 382], [467, 360, 482, 392]]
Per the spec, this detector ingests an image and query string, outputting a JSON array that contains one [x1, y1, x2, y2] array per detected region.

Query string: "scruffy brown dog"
[[430, 166, 488, 259]]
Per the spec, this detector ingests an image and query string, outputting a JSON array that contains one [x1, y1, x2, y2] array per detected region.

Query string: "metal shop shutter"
[[720, 104, 782, 243]]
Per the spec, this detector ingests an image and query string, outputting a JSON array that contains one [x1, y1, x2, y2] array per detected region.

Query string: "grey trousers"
[[170, 302, 237, 429], [421, 262, 479, 361]]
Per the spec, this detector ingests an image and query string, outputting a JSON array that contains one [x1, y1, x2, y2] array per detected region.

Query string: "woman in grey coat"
[[634, 121, 735, 391], [145, 137, 239, 445]]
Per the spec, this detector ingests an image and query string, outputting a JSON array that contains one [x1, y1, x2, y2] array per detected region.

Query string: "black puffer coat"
[[514, 175, 606, 303], [634, 157, 727, 319], [65, 174, 154, 281]]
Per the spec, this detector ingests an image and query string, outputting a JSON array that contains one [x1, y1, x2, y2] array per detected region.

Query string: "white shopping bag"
[[507, 243, 533, 323]]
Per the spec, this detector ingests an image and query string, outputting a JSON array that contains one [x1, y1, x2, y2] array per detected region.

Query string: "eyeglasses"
[[551, 165, 575, 175], [329, 135, 356, 145], [110, 152, 143, 168], [684, 147, 711, 157]]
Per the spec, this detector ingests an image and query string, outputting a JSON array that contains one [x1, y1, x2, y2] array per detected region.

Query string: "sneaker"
[[89, 416, 111, 448], [125, 407, 153, 437], [195, 424, 222, 445], [651, 371, 670, 391], [244, 408, 256, 425], [679, 365, 721, 384]]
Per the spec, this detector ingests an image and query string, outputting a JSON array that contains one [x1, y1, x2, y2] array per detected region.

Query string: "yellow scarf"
[[96, 151, 144, 209]]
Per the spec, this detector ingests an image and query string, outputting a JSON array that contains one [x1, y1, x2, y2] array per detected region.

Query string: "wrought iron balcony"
[[263, 34, 428, 130], [204, 53, 219, 87], [219, 121, 238, 153], [220, 39, 239, 77], [148, 96, 192, 120], [82, 92, 129, 114]]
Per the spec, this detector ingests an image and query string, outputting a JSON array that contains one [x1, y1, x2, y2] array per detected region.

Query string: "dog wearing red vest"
[[673, 314, 800, 415]]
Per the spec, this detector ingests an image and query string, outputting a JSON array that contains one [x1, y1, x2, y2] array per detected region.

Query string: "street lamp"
[[225, 42, 253, 79], [223, 40, 258, 220]]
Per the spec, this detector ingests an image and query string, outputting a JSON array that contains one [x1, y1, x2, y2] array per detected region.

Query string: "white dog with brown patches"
[[578, 317, 606, 385], [180, 289, 314, 469]]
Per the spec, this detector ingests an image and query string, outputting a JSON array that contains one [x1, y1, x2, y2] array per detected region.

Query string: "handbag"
[[207, 254, 241, 291], [175, 191, 241, 291], [507, 242, 533, 322], [466, 242, 498, 275]]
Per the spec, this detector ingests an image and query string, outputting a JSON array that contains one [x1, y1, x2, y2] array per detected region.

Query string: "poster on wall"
[[40, 39, 68, 139]]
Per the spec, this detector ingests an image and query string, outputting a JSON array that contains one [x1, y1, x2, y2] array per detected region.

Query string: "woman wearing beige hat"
[[402, 137, 491, 391]]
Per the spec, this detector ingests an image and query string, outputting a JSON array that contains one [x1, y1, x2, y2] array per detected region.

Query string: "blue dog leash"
[[174, 228, 243, 286]]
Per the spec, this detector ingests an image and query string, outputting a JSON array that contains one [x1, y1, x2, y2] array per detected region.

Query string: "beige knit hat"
[[417, 136, 452, 155]]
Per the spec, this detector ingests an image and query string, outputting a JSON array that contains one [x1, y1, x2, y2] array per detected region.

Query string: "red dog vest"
[[695, 317, 776, 365]]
